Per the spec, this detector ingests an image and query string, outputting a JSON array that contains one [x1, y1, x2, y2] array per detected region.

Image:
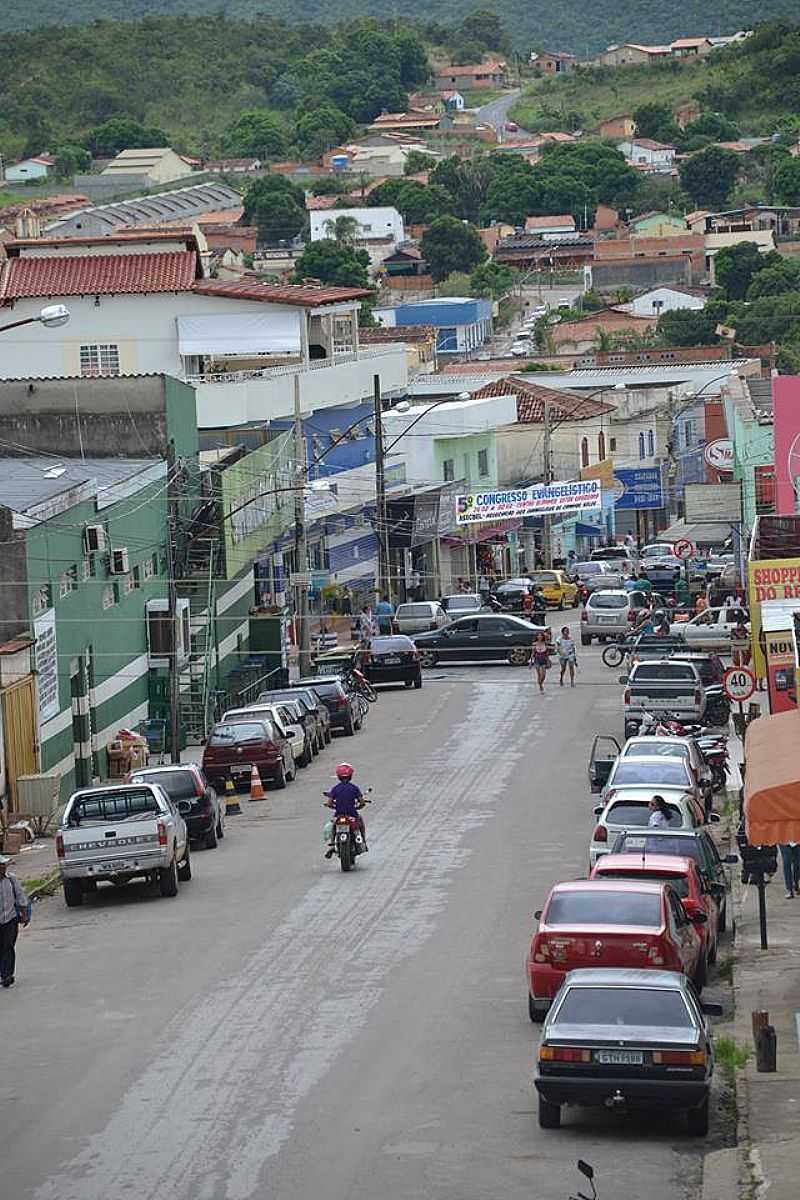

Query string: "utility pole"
[[166, 440, 181, 764], [543, 398, 553, 569], [374, 373, 390, 599], [294, 375, 312, 677]]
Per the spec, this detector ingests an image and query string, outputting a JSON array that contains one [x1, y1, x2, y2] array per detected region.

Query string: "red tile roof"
[[305, 194, 341, 211], [192, 280, 373, 306], [471, 377, 615, 423], [0, 250, 198, 300]]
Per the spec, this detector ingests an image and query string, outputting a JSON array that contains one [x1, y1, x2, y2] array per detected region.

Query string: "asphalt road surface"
[[475, 88, 529, 136], [3, 620, 730, 1200]]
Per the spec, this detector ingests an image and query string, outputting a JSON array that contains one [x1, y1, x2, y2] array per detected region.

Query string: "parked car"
[[223, 702, 311, 768], [611, 827, 737, 933], [668, 651, 730, 724], [527, 570, 579, 609], [623, 659, 706, 737], [361, 634, 422, 688], [581, 589, 650, 644], [510, 341, 534, 357], [669, 607, 749, 649], [590, 545, 637, 574], [618, 735, 712, 796], [589, 787, 708, 867], [202, 718, 295, 791], [440, 593, 484, 617], [590, 853, 719, 968], [57, 782, 191, 906], [493, 577, 538, 612], [296, 675, 362, 736], [534, 968, 719, 1134], [504, 120, 519, 131], [393, 601, 448, 634], [572, 561, 623, 594], [527, 880, 705, 1022], [602, 754, 705, 809], [257, 687, 330, 751], [127, 764, 224, 849], [640, 542, 674, 560], [641, 555, 683, 590], [413, 613, 549, 667]]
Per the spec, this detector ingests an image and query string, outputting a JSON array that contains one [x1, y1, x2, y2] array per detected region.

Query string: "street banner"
[[455, 479, 601, 525], [747, 557, 800, 677]]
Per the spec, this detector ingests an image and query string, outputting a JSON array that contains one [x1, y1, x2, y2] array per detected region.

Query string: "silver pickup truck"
[[56, 782, 191, 907]]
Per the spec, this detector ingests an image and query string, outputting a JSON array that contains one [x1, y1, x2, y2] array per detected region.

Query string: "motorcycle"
[[343, 666, 378, 704], [323, 792, 372, 873]]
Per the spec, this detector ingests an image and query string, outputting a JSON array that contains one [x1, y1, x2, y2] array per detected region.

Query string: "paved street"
[[474, 88, 529, 135], [3, 620, 728, 1200]]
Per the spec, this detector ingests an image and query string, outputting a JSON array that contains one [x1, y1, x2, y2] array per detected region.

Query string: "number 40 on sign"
[[723, 667, 755, 703]]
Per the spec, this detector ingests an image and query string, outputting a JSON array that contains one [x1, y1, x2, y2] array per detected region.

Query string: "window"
[[123, 571, 136, 595], [684, 419, 695, 448], [597, 431, 606, 460], [580, 437, 589, 468], [647, 429, 655, 456], [477, 448, 489, 477], [59, 566, 78, 597], [142, 557, 155, 581], [79, 344, 120, 378], [443, 458, 455, 482], [32, 585, 51, 615], [81, 558, 93, 581], [546, 890, 661, 926], [554, 987, 692, 1029], [436, 327, 458, 352], [102, 584, 116, 610], [609, 437, 617, 452], [638, 431, 646, 459]]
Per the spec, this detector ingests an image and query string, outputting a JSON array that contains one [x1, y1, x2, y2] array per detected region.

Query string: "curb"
[[26, 870, 61, 901]]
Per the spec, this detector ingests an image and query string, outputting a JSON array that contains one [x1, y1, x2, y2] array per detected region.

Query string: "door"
[[479, 617, 519, 658], [2, 676, 38, 813], [440, 618, 480, 659]]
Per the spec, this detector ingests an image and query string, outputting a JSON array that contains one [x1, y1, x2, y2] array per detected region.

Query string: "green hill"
[[2, 0, 800, 55]]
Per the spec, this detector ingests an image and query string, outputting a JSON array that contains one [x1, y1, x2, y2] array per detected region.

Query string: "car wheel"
[[528, 994, 548, 1023], [311, 736, 320, 756], [273, 764, 287, 789], [413, 673, 422, 689], [686, 1096, 709, 1137], [538, 1095, 561, 1129], [581, 634, 591, 646], [299, 741, 312, 767], [344, 717, 355, 737], [287, 757, 297, 782], [507, 646, 530, 666], [178, 847, 192, 881], [419, 650, 438, 668], [216, 815, 225, 839], [63, 879, 84, 908], [159, 857, 179, 898], [204, 824, 218, 850]]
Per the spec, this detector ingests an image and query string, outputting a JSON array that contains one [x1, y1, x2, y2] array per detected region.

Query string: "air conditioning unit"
[[110, 547, 129, 575], [84, 524, 106, 553]]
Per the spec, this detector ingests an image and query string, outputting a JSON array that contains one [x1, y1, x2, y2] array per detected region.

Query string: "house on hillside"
[[549, 308, 658, 354], [670, 37, 713, 57], [433, 61, 508, 91], [618, 138, 676, 172], [369, 111, 441, 134], [100, 147, 194, 187], [309, 205, 406, 269], [622, 285, 708, 316], [596, 44, 671, 67], [629, 212, 688, 237], [597, 115, 635, 140], [524, 214, 577, 239], [673, 100, 702, 128], [3, 155, 54, 183], [704, 206, 800, 240], [533, 51, 577, 75], [204, 158, 262, 173]]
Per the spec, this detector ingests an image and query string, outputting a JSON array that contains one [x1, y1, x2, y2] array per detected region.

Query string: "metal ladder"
[[178, 538, 218, 744]]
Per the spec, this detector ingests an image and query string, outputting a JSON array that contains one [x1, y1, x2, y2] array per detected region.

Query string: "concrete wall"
[[591, 258, 694, 289], [0, 507, 30, 642]]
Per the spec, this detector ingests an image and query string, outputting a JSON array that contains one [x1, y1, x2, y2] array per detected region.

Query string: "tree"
[[323, 215, 360, 245], [292, 238, 371, 289], [714, 241, 767, 300], [774, 157, 800, 205], [295, 104, 355, 159], [368, 179, 453, 224], [421, 216, 487, 283], [456, 10, 510, 52], [85, 116, 168, 156], [243, 176, 306, 243], [633, 103, 681, 145], [225, 110, 286, 158], [52, 144, 91, 180], [470, 260, 513, 298], [746, 260, 800, 300], [736, 292, 800, 346], [679, 146, 740, 209], [683, 112, 740, 142], [404, 149, 438, 176], [437, 271, 473, 297], [656, 308, 720, 347]]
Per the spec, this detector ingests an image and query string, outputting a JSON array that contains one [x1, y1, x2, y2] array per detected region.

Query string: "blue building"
[[271, 400, 375, 481], [375, 298, 493, 356]]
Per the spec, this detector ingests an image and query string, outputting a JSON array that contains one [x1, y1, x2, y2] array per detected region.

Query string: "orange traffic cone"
[[224, 777, 241, 815], [249, 762, 267, 801]]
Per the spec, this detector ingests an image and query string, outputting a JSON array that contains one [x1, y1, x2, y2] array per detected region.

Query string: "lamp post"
[[0, 304, 70, 334]]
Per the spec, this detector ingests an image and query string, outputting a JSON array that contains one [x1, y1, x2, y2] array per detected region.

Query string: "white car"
[[394, 601, 449, 634], [640, 542, 674, 559], [222, 703, 310, 768], [669, 606, 749, 649], [589, 786, 708, 867], [619, 735, 712, 792], [603, 752, 706, 809], [510, 342, 534, 356]]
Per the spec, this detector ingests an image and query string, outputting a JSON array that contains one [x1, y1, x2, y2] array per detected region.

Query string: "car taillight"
[[624, 688, 631, 705], [56, 832, 65, 859], [360, 652, 371, 665], [412, 649, 420, 660], [652, 1049, 706, 1066], [593, 824, 607, 843], [157, 820, 167, 846], [335, 698, 347, 710], [193, 774, 204, 798], [539, 1046, 591, 1063]]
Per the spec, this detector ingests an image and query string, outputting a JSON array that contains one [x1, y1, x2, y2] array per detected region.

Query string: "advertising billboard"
[[222, 431, 294, 580], [613, 467, 664, 510], [747, 557, 800, 677], [455, 479, 600, 526], [684, 482, 742, 524]]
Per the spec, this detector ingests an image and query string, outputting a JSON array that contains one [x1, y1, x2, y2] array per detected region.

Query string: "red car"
[[201, 719, 295, 791], [590, 853, 719, 969], [526, 879, 705, 1021]]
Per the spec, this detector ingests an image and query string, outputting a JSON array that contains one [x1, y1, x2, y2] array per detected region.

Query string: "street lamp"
[[0, 304, 70, 334]]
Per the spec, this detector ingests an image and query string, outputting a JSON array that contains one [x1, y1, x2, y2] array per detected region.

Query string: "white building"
[[4, 155, 54, 183], [100, 147, 194, 187], [617, 138, 676, 172], [309, 206, 406, 271], [624, 286, 708, 317], [382, 394, 517, 488], [0, 230, 407, 427]]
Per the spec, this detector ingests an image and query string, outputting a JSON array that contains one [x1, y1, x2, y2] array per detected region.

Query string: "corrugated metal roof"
[[0, 457, 163, 514]]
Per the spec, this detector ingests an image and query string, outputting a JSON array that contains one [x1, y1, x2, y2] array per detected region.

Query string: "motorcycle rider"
[[324, 763, 367, 858], [532, 586, 547, 620]]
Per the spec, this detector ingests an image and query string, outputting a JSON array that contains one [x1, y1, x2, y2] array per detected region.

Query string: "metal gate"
[[2, 676, 38, 813]]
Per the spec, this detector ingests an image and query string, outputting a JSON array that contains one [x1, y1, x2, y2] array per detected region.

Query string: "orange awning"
[[745, 708, 800, 844]]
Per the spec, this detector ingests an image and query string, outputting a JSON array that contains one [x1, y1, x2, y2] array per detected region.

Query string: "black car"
[[492, 577, 536, 613], [256, 688, 330, 752], [413, 613, 549, 667], [296, 676, 362, 736], [362, 635, 422, 688], [611, 827, 737, 932], [128, 764, 224, 849], [535, 968, 720, 1135]]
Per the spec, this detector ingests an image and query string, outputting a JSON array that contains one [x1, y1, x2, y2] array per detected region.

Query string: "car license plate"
[[382, 656, 400, 664], [626, 836, 646, 848], [594, 1050, 643, 1065], [598, 616, 616, 623], [100, 860, 132, 873]]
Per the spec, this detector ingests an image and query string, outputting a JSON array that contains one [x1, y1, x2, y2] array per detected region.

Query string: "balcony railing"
[[184, 344, 399, 386]]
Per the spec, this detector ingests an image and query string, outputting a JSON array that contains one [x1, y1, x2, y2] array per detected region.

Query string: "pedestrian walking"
[[0, 855, 30, 988], [530, 633, 551, 693], [357, 605, 377, 643], [341, 587, 352, 616], [779, 842, 800, 898], [556, 626, 577, 687], [375, 594, 395, 634], [731, 621, 751, 668]]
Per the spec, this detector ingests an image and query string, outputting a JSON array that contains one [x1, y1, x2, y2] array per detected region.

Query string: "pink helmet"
[[336, 763, 354, 781]]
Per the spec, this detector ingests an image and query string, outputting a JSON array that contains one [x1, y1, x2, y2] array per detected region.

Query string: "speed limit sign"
[[723, 666, 756, 703], [673, 538, 696, 561]]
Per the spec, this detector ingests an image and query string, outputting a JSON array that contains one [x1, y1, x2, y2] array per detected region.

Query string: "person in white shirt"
[[555, 626, 578, 687], [648, 795, 672, 827], [0, 855, 29, 988]]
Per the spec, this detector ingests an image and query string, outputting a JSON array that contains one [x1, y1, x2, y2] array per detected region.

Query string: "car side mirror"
[[723, 853, 739, 864], [177, 800, 192, 816], [534, 909, 542, 920], [702, 1001, 723, 1017], [593, 805, 603, 816]]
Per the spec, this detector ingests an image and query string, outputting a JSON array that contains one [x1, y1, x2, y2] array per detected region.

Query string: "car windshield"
[[626, 743, 689, 760], [307, 682, 343, 699], [530, 573, 558, 585], [612, 761, 690, 786], [632, 664, 696, 681], [613, 833, 703, 866], [589, 594, 628, 609], [209, 722, 268, 744], [444, 595, 480, 610], [546, 890, 662, 926], [642, 545, 673, 558], [554, 986, 693, 1028], [607, 801, 683, 827], [597, 870, 690, 898], [370, 636, 415, 651], [130, 770, 197, 800], [396, 605, 432, 617], [258, 691, 312, 712], [67, 788, 161, 824]]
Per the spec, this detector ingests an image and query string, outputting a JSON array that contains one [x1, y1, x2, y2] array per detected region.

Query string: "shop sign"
[[34, 608, 59, 722], [703, 439, 734, 471]]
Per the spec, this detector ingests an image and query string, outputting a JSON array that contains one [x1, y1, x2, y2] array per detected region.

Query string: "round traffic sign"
[[674, 538, 696, 561], [723, 666, 755, 703]]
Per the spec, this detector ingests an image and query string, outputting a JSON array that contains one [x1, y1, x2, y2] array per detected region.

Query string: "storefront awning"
[[661, 518, 732, 546], [177, 311, 302, 358], [575, 522, 605, 537], [745, 709, 800, 844]]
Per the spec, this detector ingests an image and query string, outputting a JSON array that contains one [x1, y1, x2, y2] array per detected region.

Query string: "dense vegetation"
[[3, 0, 800, 56]]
